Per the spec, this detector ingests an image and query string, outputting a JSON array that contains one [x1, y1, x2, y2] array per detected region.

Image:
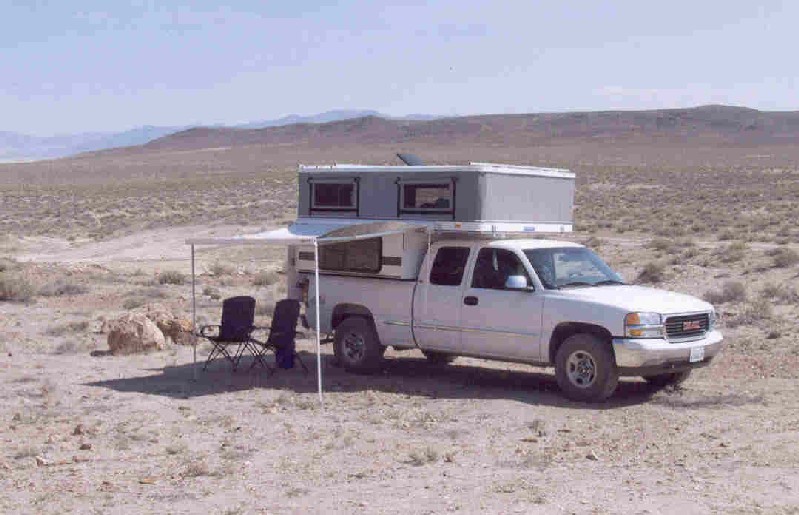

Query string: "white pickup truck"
[[304, 237, 723, 402]]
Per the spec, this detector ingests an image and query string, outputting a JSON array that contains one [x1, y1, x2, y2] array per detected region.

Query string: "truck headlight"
[[708, 310, 717, 330], [624, 312, 664, 338]]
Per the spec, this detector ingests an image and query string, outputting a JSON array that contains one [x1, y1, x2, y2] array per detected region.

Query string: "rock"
[[79, 443, 92, 451], [135, 304, 195, 346], [107, 313, 166, 355], [73, 424, 84, 436], [35, 456, 49, 467], [586, 450, 599, 461]]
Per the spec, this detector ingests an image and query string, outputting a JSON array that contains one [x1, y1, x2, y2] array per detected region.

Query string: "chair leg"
[[248, 341, 275, 374], [294, 352, 310, 374], [203, 344, 224, 370]]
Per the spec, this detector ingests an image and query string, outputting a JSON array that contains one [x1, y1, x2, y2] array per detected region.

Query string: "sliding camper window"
[[399, 180, 454, 214], [310, 180, 358, 212], [319, 237, 381, 273]]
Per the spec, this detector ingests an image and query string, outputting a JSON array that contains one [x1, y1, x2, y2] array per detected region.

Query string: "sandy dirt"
[[1, 229, 798, 514]]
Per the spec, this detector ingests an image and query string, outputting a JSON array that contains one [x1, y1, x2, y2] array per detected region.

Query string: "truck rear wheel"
[[644, 370, 691, 388], [555, 333, 618, 402], [334, 317, 385, 374]]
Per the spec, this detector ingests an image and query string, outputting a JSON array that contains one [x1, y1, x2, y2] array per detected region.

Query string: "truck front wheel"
[[334, 317, 385, 374], [555, 333, 618, 402]]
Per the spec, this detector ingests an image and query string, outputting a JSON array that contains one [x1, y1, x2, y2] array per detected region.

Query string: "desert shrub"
[[122, 297, 147, 310], [716, 241, 748, 263], [704, 281, 747, 305], [759, 282, 798, 304], [47, 320, 90, 336], [253, 270, 279, 287], [717, 229, 737, 241], [768, 247, 799, 268], [255, 302, 275, 316], [0, 257, 18, 273], [0, 272, 36, 302], [38, 280, 89, 297], [203, 286, 221, 300], [648, 238, 674, 252], [158, 270, 186, 285], [209, 262, 235, 276], [727, 299, 774, 328], [636, 262, 665, 284]]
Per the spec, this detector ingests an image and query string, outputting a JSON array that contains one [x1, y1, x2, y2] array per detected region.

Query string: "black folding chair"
[[199, 296, 257, 371], [250, 299, 308, 374]]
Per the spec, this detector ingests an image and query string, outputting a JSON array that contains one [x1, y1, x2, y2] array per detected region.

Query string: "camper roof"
[[299, 162, 574, 180]]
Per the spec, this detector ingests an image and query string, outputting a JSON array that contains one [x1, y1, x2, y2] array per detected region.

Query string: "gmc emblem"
[[683, 320, 702, 331]]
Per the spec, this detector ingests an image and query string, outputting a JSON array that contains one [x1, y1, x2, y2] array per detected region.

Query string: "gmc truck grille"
[[665, 313, 709, 340]]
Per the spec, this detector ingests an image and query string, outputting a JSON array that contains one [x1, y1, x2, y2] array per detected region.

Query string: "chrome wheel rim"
[[566, 350, 597, 388], [342, 332, 366, 362]]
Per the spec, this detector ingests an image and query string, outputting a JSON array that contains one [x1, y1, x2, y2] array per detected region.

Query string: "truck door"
[[412, 245, 472, 352], [460, 247, 544, 361]]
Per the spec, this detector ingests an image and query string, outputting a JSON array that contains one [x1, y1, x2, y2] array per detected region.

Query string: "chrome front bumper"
[[612, 330, 724, 373]]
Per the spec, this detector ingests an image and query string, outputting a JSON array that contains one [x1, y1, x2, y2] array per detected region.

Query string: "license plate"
[[689, 346, 705, 363]]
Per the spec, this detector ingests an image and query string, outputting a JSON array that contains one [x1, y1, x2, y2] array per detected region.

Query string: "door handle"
[[463, 296, 478, 306]]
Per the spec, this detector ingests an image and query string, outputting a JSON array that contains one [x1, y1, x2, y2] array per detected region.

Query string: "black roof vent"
[[396, 153, 424, 166]]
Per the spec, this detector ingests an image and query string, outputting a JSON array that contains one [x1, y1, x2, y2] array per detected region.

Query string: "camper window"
[[311, 181, 357, 211], [400, 182, 453, 213], [319, 237, 381, 273]]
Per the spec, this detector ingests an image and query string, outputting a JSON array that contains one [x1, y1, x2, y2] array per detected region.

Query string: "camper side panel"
[[480, 174, 574, 224], [304, 274, 415, 346]]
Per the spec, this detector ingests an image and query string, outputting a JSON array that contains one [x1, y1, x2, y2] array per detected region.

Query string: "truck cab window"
[[430, 247, 470, 286], [472, 248, 531, 290]]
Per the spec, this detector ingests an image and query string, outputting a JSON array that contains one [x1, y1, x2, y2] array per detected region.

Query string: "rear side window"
[[319, 238, 381, 273], [430, 247, 470, 286]]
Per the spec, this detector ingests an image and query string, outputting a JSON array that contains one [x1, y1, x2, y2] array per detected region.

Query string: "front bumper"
[[612, 330, 723, 375]]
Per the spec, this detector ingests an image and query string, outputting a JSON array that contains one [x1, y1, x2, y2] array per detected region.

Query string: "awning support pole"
[[314, 240, 323, 406], [191, 244, 197, 381]]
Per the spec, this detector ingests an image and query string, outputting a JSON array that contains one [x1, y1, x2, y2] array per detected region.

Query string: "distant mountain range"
[[0, 110, 438, 162]]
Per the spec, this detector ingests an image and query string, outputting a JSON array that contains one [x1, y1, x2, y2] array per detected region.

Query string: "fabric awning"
[[186, 220, 426, 246]]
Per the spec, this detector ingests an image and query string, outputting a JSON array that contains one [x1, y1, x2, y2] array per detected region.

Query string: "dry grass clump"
[[408, 446, 440, 466], [759, 282, 798, 304], [767, 247, 799, 268], [727, 299, 774, 328], [47, 320, 90, 337], [202, 286, 221, 300], [0, 257, 18, 272], [158, 270, 186, 285], [636, 262, 665, 284], [704, 281, 747, 305], [122, 297, 147, 310], [38, 280, 89, 297], [209, 262, 235, 276], [0, 272, 36, 302], [253, 270, 279, 287], [715, 241, 748, 263]]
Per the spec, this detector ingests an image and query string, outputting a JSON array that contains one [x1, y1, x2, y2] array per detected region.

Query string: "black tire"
[[644, 370, 692, 388], [555, 333, 618, 402], [422, 350, 456, 366], [334, 317, 385, 374]]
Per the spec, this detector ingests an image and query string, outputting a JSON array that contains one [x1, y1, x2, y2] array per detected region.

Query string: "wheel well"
[[548, 322, 613, 364], [331, 304, 374, 329]]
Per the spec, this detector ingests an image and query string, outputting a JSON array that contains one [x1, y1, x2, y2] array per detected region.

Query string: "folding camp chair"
[[250, 299, 308, 374], [199, 296, 257, 371]]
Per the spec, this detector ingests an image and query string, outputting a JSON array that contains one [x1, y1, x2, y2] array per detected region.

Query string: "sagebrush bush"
[[716, 241, 747, 263], [253, 270, 279, 287], [38, 280, 89, 297], [158, 270, 186, 285], [636, 262, 665, 284], [0, 272, 36, 302], [704, 281, 747, 305], [768, 247, 799, 268], [727, 299, 774, 328], [209, 262, 235, 276]]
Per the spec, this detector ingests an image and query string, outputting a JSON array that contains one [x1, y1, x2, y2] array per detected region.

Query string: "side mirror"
[[504, 275, 530, 290]]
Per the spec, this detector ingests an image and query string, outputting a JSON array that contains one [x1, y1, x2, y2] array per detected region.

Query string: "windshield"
[[523, 247, 624, 289]]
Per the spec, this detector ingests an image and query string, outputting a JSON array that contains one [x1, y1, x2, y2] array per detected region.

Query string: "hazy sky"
[[3, 0, 797, 135]]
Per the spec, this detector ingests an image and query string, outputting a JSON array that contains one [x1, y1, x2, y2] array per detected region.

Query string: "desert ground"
[[2, 110, 799, 513]]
